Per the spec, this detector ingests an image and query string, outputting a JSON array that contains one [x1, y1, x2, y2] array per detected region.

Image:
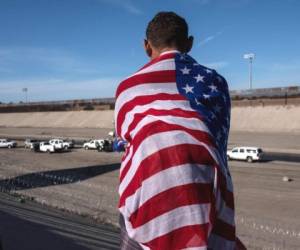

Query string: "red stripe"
[[129, 183, 213, 228], [144, 224, 210, 250], [119, 144, 215, 207], [116, 70, 176, 98], [116, 93, 185, 136], [138, 52, 175, 71], [123, 108, 203, 141], [212, 218, 236, 241], [119, 120, 215, 182]]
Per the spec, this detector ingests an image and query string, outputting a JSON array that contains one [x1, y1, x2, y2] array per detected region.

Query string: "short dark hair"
[[146, 12, 189, 50]]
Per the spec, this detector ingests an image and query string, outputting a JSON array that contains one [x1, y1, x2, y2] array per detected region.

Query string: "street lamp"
[[22, 87, 28, 103], [243, 53, 255, 90]]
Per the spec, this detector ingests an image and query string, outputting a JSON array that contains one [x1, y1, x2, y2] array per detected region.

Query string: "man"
[[115, 12, 241, 249]]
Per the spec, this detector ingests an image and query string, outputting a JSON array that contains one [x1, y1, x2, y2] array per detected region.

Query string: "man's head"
[[144, 12, 194, 59]]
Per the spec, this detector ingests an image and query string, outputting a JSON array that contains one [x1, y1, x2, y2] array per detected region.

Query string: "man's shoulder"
[[116, 53, 177, 98]]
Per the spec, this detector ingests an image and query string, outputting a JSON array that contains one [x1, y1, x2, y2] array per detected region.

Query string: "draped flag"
[[115, 50, 236, 249]]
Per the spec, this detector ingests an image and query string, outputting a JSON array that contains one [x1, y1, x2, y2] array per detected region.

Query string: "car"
[[0, 139, 17, 148], [83, 139, 104, 150], [227, 147, 263, 163], [39, 142, 56, 153], [49, 139, 73, 150], [24, 139, 40, 149], [97, 139, 113, 152]]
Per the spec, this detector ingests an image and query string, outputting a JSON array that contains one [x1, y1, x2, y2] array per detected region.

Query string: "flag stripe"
[[119, 99, 195, 139], [119, 121, 215, 183], [124, 108, 203, 140], [115, 82, 178, 117], [125, 204, 211, 243], [116, 94, 186, 136], [133, 58, 175, 77], [144, 224, 210, 250], [123, 163, 213, 219], [119, 144, 216, 207], [129, 182, 213, 228], [119, 130, 218, 195], [116, 70, 176, 98]]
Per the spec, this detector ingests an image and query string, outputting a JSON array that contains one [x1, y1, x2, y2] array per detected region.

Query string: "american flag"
[[115, 50, 236, 249]]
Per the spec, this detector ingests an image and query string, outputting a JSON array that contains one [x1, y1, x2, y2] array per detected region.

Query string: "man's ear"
[[185, 36, 194, 53], [144, 39, 152, 58]]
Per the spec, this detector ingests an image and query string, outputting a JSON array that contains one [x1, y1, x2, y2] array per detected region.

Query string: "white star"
[[180, 66, 191, 75], [203, 94, 210, 99], [210, 112, 216, 120], [208, 84, 218, 92], [195, 98, 203, 105], [180, 54, 186, 60], [213, 104, 222, 113], [194, 74, 205, 83], [206, 69, 212, 74], [182, 84, 194, 94]]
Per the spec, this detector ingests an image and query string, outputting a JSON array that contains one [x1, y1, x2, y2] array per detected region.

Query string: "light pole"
[[243, 53, 255, 90], [22, 87, 28, 103]]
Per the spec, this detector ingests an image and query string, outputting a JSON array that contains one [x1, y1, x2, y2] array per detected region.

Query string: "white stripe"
[[120, 146, 133, 174], [125, 204, 211, 243], [208, 233, 236, 249], [133, 58, 175, 76], [119, 130, 219, 195], [119, 100, 194, 138], [115, 82, 178, 116], [122, 163, 214, 217], [130, 114, 211, 139]]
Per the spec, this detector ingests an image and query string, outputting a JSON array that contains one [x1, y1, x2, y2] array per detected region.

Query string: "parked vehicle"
[[24, 139, 40, 149], [49, 139, 73, 150], [39, 142, 56, 153], [97, 139, 113, 152], [0, 139, 17, 148], [83, 139, 104, 150], [227, 147, 263, 163]]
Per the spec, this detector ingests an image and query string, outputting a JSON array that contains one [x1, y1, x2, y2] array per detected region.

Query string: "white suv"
[[227, 147, 263, 163]]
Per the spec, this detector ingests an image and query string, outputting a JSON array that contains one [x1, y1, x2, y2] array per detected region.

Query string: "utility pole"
[[243, 53, 255, 90]]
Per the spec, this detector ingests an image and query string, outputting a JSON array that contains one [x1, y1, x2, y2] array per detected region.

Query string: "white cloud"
[[198, 31, 223, 47]]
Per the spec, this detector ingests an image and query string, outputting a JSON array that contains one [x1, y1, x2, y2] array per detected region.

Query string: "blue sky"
[[0, 0, 299, 102]]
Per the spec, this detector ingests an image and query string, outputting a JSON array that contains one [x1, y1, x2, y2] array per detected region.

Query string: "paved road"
[[0, 192, 120, 250]]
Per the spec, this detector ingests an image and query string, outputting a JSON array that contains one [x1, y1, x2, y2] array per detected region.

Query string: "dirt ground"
[[0, 130, 300, 249]]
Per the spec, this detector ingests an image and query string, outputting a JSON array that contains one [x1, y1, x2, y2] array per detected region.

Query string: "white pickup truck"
[[83, 139, 104, 150], [39, 142, 56, 153], [0, 139, 17, 148], [49, 139, 73, 150]]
